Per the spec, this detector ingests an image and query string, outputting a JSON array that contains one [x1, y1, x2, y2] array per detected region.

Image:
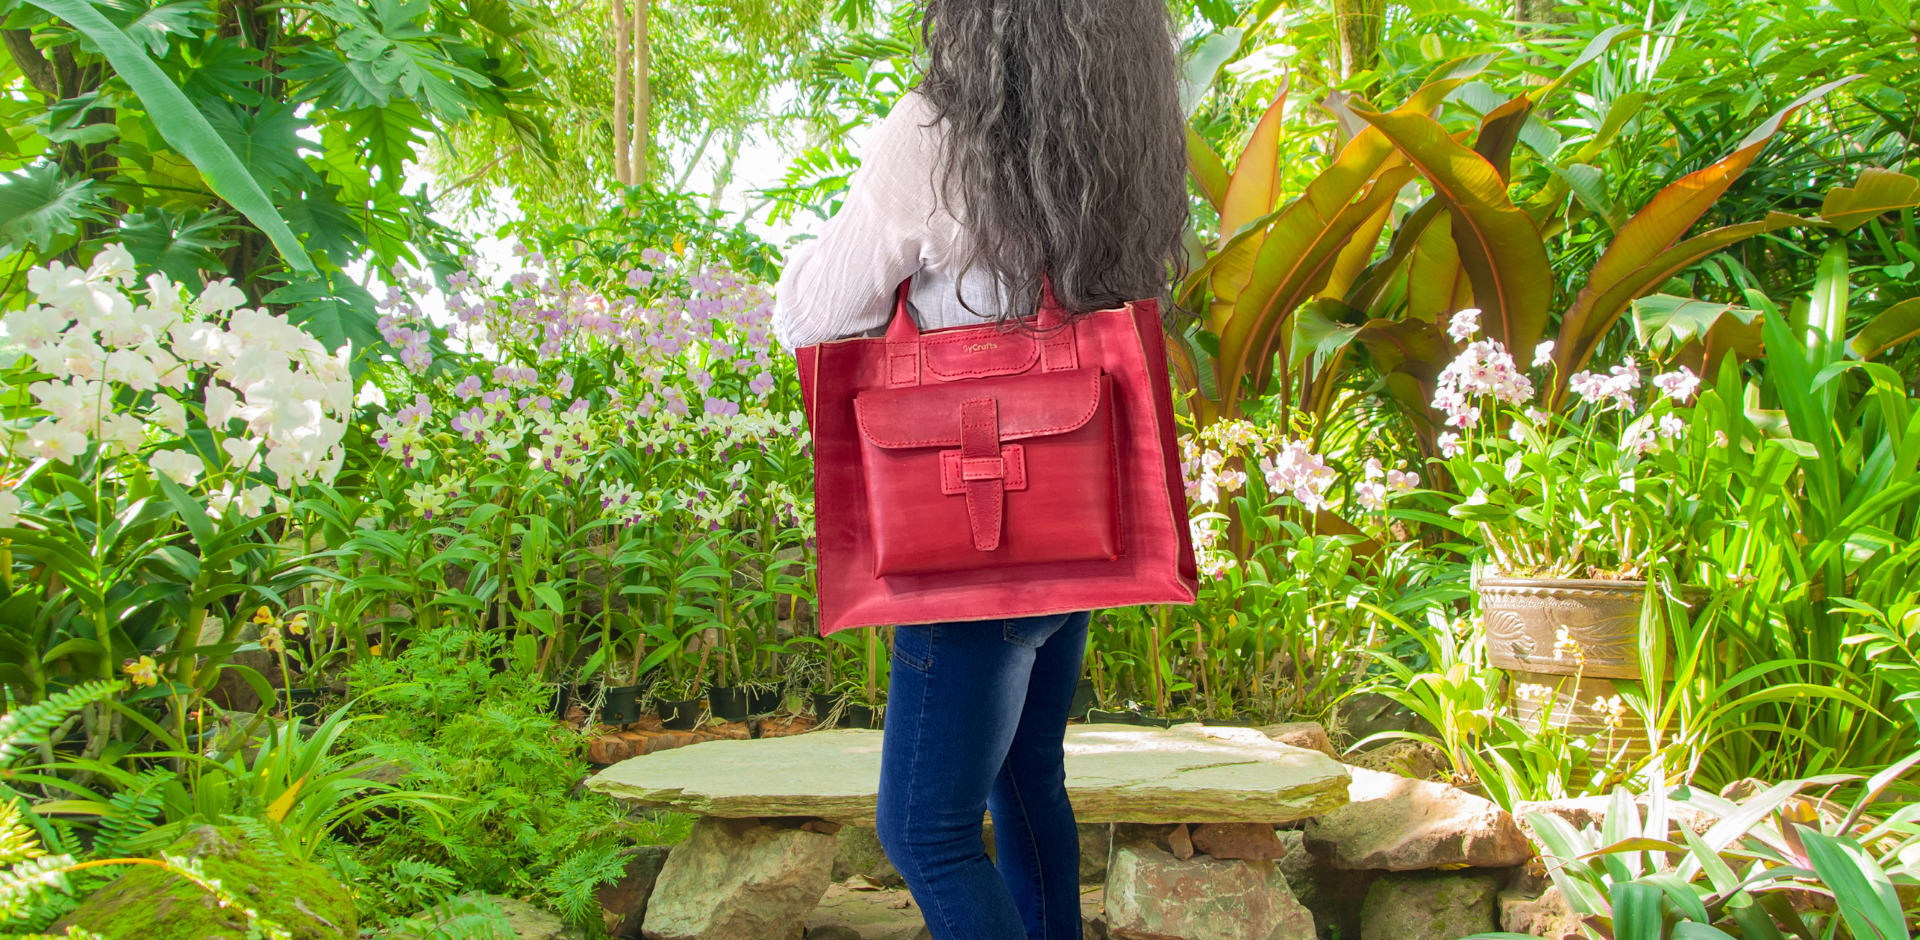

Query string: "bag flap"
[[854, 367, 1103, 449]]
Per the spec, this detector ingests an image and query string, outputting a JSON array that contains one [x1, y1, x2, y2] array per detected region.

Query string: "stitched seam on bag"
[[852, 371, 1104, 448], [923, 336, 1039, 378]]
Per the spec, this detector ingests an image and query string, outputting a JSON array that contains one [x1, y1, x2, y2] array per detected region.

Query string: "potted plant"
[[1429, 310, 1714, 758]]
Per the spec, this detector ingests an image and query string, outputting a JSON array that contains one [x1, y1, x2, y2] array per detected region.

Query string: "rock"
[[805, 884, 924, 940], [1276, 831, 1376, 940], [1259, 723, 1337, 758], [1080, 823, 1113, 884], [478, 896, 587, 940], [56, 824, 356, 940], [1499, 886, 1581, 939], [599, 846, 672, 937], [1305, 768, 1529, 871], [1358, 872, 1497, 940], [832, 826, 905, 889], [806, 927, 863, 940], [1343, 740, 1447, 780], [1105, 824, 1316, 940], [1169, 823, 1195, 859], [590, 726, 1350, 826], [1192, 823, 1284, 861], [642, 817, 836, 940], [1082, 890, 1109, 940]]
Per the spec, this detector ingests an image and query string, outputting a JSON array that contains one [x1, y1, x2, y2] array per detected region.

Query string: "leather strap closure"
[[958, 397, 1004, 551], [939, 444, 1028, 495]]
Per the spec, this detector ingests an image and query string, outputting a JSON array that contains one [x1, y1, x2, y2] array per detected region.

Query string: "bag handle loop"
[[883, 275, 1077, 387]]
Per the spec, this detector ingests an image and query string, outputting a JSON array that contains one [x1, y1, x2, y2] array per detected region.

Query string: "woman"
[[772, 1, 1189, 937]]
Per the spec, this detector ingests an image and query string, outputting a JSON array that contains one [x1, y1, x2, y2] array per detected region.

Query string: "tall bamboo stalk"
[[612, 0, 630, 185], [631, 0, 649, 185]]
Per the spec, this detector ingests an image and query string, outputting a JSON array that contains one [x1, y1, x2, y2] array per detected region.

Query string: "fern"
[[87, 770, 167, 859], [384, 894, 514, 940], [0, 682, 122, 768], [0, 800, 44, 867], [221, 815, 293, 864], [537, 840, 629, 924]]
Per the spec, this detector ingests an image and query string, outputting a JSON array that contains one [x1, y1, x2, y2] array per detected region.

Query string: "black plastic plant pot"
[[278, 687, 324, 721], [548, 684, 570, 718], [1086, 709, 1135, 725], [747, 684, 783, 716], [602, 685, 642, 725], [1068, 678, 1095, 719], [659, 698, 702, 731], [811, 691, 843, 723], [842, 702, 883, 730], [708, 686, 750, 722], [1131, 712, 1174, 728]]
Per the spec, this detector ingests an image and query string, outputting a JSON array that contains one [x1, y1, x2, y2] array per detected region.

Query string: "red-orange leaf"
[[1352, 106, 1553, 358], [1554, 76, 1860, 384]]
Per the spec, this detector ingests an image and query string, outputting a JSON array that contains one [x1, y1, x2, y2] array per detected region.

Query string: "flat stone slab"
[[588, 723, 1350, 826]]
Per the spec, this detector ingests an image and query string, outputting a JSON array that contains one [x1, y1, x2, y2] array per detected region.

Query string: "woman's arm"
[[773, 93, 952, 349]]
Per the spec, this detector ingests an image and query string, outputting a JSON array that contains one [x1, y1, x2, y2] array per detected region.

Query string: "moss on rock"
[[58, 825, 356, 940]]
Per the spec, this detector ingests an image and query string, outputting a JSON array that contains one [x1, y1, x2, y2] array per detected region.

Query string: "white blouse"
[[772, 92, 1007, 349]]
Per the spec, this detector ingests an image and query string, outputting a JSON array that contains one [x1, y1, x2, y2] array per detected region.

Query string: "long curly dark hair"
[[918, 0, 1189, 321]]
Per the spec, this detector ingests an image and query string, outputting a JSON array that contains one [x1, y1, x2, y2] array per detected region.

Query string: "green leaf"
[[176, 42, 271, 106], [1822, 168, 1920, 234], [344, 102, 429, 187], [1849, 298, 1920, 361], [1610, 881, 1666, 940], [1179, 28, 1242, 117], [280, 0, 489, 116], [1798, 828, 1908, 940], [203, 99, 319, 198], [118, 207, 235, 286], [95, 0, 217, 55], [275, 181, 366, 264], [0, 162, 106, 253], [266, 271, 383, 354], [22, 0, 315, 272]]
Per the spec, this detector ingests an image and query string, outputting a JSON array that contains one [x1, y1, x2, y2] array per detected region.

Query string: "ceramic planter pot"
[[706, 686, 750, 722], [658, 698, 702, 730], [601, 685, 642, 725], [1481, 577, 1702, 761]]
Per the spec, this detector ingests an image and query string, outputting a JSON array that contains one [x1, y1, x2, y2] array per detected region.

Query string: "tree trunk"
[[612, 0, 631, 186], [1333, 0, 1384, 89], [633, 0, 650, 186], [706, 127, 744, 213]]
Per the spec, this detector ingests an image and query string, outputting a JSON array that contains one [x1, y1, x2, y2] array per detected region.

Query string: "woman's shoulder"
[[868, 90, 942, 156]]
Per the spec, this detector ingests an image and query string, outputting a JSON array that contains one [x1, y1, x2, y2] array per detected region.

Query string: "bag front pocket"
[[854, 367, 1121, 577]]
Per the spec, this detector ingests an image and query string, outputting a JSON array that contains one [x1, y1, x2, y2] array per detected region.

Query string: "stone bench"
[[587, 723, 1351, 940]]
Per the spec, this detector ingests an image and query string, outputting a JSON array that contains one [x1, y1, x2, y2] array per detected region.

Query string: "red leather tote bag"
[[795, 281, 1197, 633]]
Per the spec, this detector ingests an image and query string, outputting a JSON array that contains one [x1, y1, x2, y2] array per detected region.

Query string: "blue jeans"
[[877, 611, 1090, 940]]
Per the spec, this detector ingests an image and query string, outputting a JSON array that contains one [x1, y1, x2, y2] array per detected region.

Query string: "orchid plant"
[[1431, 307, 1710, 580], [0, 246, 354, 752], [304, 242, 818, 715]]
